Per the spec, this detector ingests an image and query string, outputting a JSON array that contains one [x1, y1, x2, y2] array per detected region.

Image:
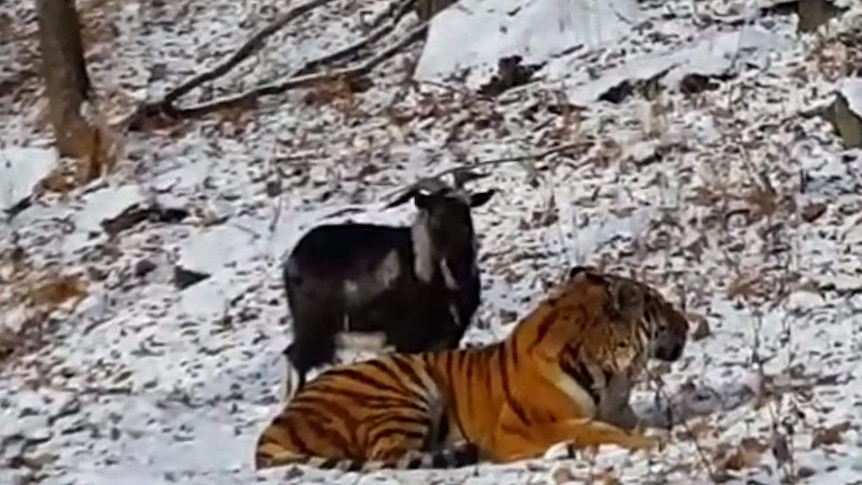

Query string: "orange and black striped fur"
[[255, 266, 689, 472], [559, 266, 691, 432]]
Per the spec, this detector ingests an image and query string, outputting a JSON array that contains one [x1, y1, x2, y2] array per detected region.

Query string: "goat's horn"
[[452, 169, 488, 188], [384, 177, 448, 208], [413, 177, 451, 194], [385, 187, 417, 208]]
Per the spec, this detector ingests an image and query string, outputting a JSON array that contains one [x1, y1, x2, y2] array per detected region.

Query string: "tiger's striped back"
[[256, 352, 481, 471], [255, 267, 689, 471]]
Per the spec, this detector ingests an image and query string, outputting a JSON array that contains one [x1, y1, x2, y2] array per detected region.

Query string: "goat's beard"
[[410, 216, 435, 284]]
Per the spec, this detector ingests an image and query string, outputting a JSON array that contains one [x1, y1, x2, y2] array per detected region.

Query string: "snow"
[[2, 0, 862, 484], [0, 147, 56, 213], [839, 77, 862, 119], [415, 0, 638, 88], [415, 0, 795, 102]]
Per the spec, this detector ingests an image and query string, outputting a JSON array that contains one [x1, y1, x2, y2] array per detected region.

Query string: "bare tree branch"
[[163, 0, 337, 108], [156, 22, 428, 119], [292, 0, 418, 78], [128, 0, 423, 128], [431, 140, 595, 179]]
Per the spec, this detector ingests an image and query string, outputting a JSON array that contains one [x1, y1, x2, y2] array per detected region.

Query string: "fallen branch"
[[158, 22, 428, 119], [163, 0, 337, 108], [292, 0, 418, 78], [128, 0, 424, 127]]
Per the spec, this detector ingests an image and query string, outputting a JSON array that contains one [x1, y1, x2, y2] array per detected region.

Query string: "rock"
[[174, 225, 262, 282], [679, 72, 735, 95], [824, 80, 862, 149], [414, 0, 457, 23], [691, 315, 711, 341], [797, 0, 847, 33], [478, 55, 544, 97], [173, 266, 211, 290], [265, 178, 282, 198], [102, 204, 189, 237], [0, 146, 57, 216], [134, 259, 157, 278]]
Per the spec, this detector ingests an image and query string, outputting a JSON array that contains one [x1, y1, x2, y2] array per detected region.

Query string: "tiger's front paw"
[[624, 431, 661, 453]]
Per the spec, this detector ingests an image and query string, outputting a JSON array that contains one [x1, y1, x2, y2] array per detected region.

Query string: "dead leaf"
[[688, 312, 711, 341], [27, 274, 88, 309], [800, 202, 827, 223], [690, 185, 721, 207], [726, 272, 765, 301], [811, 421, 851, 448], [552, 465, 577, 484], [715, 437, 768, 473], [596, 468, 621, 485], [676, 419, 714, 441], [283, 465, 303, 480]]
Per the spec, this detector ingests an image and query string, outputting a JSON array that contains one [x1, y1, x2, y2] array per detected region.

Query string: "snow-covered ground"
[[2, 0, 862, 484]]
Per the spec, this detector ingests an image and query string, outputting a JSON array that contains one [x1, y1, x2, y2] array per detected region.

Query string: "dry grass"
[[303, 74, 372, 117], [0, 251, 89, 367]]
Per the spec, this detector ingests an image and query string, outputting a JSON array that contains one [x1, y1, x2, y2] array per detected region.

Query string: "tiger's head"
[[515, 267, 645, 375], [565, 266, 689, 366]]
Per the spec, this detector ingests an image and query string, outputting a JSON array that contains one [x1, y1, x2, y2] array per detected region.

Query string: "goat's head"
[[386, 170, 495, 287]]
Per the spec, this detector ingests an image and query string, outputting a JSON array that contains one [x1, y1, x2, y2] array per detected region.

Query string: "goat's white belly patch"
[[335, 331, 390, 352]]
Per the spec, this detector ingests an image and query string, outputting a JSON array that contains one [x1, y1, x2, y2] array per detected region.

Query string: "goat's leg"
[[285, 305, 340, 391], [286, 332, 336, 382], [386, 304, 460, 354]]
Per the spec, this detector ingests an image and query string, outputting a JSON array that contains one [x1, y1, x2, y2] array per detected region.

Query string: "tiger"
[[559, 266, 690, 432], [254, 266, 690, 472]]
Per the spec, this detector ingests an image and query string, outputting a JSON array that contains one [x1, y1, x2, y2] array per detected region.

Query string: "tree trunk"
[[414, 0, 457, 24], [35, 0, 93, 157]]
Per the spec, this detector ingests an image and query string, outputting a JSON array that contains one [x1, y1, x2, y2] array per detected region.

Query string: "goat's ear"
[[385, 189, 416, 209], [610, 279, 645, 321], [413, 191, 432, 209], [469, 190, 495, 208]]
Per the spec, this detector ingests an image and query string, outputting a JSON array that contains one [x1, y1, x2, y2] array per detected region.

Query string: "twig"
[[163, 22, 428, 119], [380, 140, 593, 202], [643, 368, 719, 483], [436, 140, 593, 178], [163, 0, 338, 108], [291, 0, 419, 77], [129, 0, 422, 127]]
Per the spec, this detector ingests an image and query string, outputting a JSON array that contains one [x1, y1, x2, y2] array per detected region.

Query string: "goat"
[[279, 172, 496, 398]]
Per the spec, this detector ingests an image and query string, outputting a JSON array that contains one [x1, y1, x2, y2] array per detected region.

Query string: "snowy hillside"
[[2, 0, 862, 484]]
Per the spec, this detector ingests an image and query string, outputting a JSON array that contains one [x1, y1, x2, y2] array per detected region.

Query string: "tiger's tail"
[[255, 441, 479, 472]]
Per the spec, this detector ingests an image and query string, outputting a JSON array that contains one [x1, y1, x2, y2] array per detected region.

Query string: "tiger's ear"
[[568, 265, 599, 281], [610, 279, 645, 321]]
